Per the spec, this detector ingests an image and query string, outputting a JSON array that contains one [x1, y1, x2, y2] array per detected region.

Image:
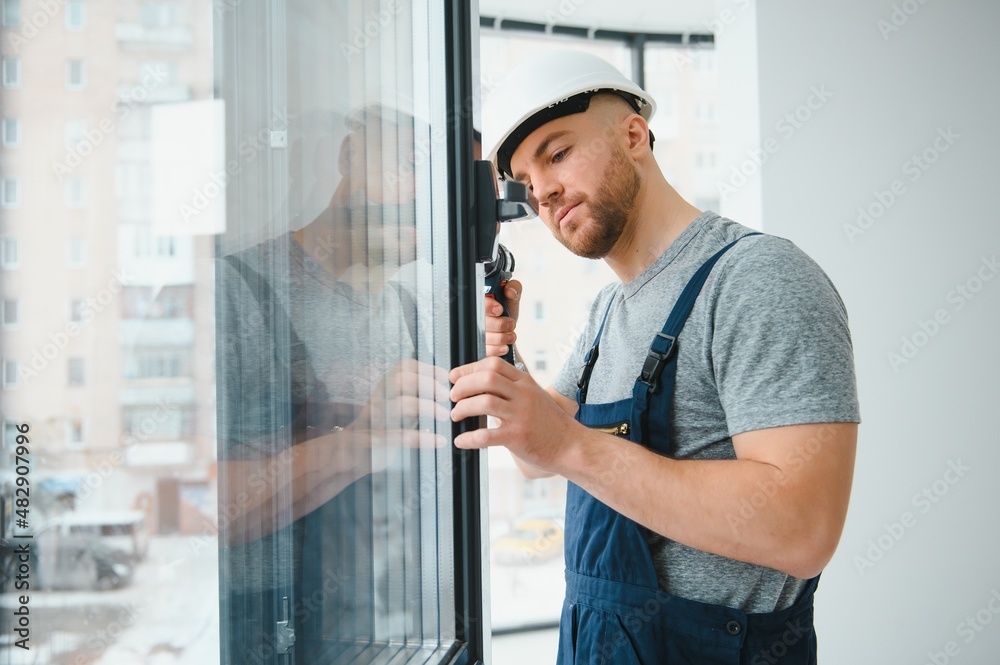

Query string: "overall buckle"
[[638, 333, 677, 392]]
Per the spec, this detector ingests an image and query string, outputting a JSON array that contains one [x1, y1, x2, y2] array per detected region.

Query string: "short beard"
[[560, 144, 641, 259]]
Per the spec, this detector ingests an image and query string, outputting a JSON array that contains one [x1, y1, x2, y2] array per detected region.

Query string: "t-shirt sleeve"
[[708, 237, 861, 436]]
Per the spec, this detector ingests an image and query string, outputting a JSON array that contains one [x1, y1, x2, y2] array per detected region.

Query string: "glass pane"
[[1, 1, 460, 664], [214, 0, 456, 663]]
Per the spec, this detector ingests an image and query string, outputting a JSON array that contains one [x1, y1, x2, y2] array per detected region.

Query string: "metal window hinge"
[[276, 596, 295, 654]]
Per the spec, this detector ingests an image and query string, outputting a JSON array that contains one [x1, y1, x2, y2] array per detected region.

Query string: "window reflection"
[[215, 1, 456, 662], [0, 0, 457, 663]]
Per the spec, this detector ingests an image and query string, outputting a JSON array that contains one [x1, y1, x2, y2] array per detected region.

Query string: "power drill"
[[483, 243, 516, 365]]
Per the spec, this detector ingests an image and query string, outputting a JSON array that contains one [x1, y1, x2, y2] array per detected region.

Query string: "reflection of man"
[[216, 105, 446, 662], [452, 50, 859, 663]]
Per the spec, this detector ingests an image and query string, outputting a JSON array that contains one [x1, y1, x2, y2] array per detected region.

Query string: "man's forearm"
[[220, 431, 367, 546], [555, 424, 856, 579]]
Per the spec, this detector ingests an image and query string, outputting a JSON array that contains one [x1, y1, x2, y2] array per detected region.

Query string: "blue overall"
[[557, 235, 820, 664]]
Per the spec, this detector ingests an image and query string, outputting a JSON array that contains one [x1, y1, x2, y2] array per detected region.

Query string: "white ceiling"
[[478, 0, 719, 35]]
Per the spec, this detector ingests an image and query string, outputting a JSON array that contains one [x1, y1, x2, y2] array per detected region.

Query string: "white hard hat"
[[484, 50, 656, 179]]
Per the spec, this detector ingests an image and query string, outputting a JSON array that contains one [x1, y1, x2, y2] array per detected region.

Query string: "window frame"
[[1, 237, 19, 269], [67, 237, 87, 267], [68, 357, 85, 386], [2, 358, 19, 389], [65, 0, 86, 30], [2, 117, 19, 147], [1, 56, 18, 88], [1, 0, 19, 27], [66, 58, 86, 90], [1, 298, 18, 328], [1, 177, 19, 208]]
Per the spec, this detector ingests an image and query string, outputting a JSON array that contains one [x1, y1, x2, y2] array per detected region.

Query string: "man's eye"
[[552, 149, 567, 162]]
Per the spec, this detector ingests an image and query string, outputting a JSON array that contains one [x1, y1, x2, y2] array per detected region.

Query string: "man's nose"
[[533, 173, 563, 212]]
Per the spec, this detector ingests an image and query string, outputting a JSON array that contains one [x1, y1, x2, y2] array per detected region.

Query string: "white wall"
[[748, 1, 1000, 662]]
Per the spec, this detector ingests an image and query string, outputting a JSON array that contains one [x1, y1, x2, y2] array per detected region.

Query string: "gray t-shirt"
[[552, 211, 860, 613], [217, 230, 415, 634]]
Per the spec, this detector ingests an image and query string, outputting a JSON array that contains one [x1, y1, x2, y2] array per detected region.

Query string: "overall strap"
[[223, 254, 332, 413], [631, 233, 761, 446], [576, 295, 617, 406]]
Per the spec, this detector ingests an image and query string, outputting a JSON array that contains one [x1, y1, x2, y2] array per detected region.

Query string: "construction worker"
[[451, 50, 860, 663]]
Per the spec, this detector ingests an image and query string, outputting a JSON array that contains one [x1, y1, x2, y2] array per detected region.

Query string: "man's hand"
[[486, 279, 521, 359], [449, 356, 583, 474], [352, 358, 452, 433]]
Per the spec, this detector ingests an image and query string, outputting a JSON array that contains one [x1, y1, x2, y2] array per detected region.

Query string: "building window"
[[65, 0, 86, 30], [1, 57, 19, 88], [694, 100, 716, 123], [138, 4, 179, 28], [695, 197, 722, 214], [66, 59, 86, 89], [1, 298, 17, 328], [67, 419, 84, 448], [534, 300, 545, 321], [65, 118, 85, 147], [534, 349, 548, 373], [140, 60, 178, 85], [2, 420, 19, 449], [123, 404, 193, 441], [122, 285, 192, 319], [1, 237, 18, 269], [65, 179, 86, 207], [157, 236, 175, 257], [1, 0, 19, 27], [68, 358, 85, 386], [67, 237, 87, 267], [2, 117, 19, 147], [1, 177, 18, 208], [117, 163, 153, 200], [695, 150, 716, 171], [69, 298, 84, 322], [133, 227, 176, 257], [124, 349, 189, 380], [2, 358, 18, 389]]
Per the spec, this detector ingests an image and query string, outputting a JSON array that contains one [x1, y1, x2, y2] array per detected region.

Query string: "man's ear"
[[625, 114, 650, 156]]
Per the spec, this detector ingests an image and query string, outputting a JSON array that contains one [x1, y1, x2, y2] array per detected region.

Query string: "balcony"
[[115, 22, 193, 49], [120, 318, 195, 348], [117, 83, 192, 105]]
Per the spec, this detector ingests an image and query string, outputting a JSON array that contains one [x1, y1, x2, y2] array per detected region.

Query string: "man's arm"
[[483, 279, 578, 479], [450, 357, 857, 579]]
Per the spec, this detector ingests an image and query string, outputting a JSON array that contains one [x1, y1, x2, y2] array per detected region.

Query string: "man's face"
[[508, 111, 641, 259]]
